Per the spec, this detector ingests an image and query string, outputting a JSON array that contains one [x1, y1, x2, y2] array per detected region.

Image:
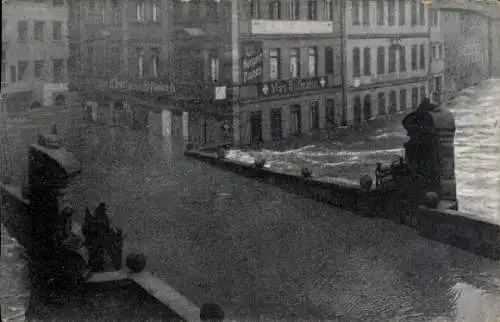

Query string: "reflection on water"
[[228, 79, 500, 220]]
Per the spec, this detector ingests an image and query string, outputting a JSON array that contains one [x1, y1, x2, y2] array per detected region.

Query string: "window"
[[271, 108, 282, 139], [137, 1, 146, 21], [432, 11, 438, 27], [325, 47, 334, 74], [1, 49, 6, 82], [363, 47, 371, 76], [210, 54, 219, 83], [362, 0, 370, 25], [400, 89, 407, 110], [251, 0, 261, 19], [419, 3, 425, 25], [388, 0, 395, 25], [10, 66, 17, 83], [399, 0, 405, 25], [377, 47, 385, 75], [310, 100, 320, 130], [419, 44, 425, 70], [289, 48, 300, 78], [389, 47, 396, 73], [411, 1, 417, 26], [377, 92, 386, 115], [52, 59, 64, 82], [352, 0, 360, 25], [289, 0, 300, 20], [110, 47, 120, 74], [411, 87, 418, 108], [269, 0, 281, 20], [431, 45, 437, 61], [411, 45, 417, 71], [389, 90, 397, 113], [137, 48, 144, 78], [308, 47, 317, 77], [152, 48, 160, 78], [17, 61, 28, 81], [399, 46, 406, 72], [153, 3, 161, 21], [324, 0, 333, 20], [269, 48, 280, 80], [308, 0, 318, 20], [34, 21, 44, 42], [34, 60, 45, 78], [52, 21, 63, 41], [438, 44, 443, 59], [53, 0, 64, 6], [18, 21, 28, 41], [353, 47, 360, 77], [420, 85, 426, 102], [377, 1, 385, 25]]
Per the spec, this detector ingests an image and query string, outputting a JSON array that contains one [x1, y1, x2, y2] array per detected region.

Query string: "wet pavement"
[[1, 92, 500, 321]]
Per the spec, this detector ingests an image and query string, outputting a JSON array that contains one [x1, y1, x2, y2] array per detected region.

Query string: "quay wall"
[[184, 150, 500, 261]]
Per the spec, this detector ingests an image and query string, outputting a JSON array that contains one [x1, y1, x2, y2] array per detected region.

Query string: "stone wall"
[[185, 150, 500, 260]]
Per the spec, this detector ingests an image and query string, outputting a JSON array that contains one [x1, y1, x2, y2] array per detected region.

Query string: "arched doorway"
[[353, 96, 362, 124], [363, 95, 372, 120]]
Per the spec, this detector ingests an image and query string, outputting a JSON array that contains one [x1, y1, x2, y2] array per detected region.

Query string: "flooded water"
[[1, 83, 500, 321], [227, 79, 500, 221]]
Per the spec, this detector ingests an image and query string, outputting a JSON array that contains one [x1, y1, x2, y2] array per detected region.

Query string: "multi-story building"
[[1, 0, 70, 111], [344, 0, 434, 124], [225, 0, 343, 146], [437, 0, 498, 99]]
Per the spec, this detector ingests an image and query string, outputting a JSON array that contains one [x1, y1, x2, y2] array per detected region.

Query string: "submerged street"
[[1, 83, 499, 320]]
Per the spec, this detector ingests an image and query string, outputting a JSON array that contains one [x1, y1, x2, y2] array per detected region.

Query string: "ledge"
[[185, 149, 500, 260]]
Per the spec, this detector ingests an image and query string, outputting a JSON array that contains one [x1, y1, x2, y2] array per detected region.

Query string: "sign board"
[[108, 78, 176, 95], [240, 41, 263, 84], [215, 86, 227, 100], [422, 0, 433, 4], [258, 76, 328, 98]]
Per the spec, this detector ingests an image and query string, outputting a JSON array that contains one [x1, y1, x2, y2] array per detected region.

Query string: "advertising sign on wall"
[[240, 41, 263, 84]]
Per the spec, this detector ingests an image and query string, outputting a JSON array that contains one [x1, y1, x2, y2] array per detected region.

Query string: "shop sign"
[[108, 78, 176, 95], [240, 41, 263, 84], [258, 76, 328, 98]]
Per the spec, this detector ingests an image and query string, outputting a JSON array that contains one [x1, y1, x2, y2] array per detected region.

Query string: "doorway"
[[290, 105, 302, 135], [250, 111, 263, 144], [363, 95, 372, 120], [353, 96, 362, 124]]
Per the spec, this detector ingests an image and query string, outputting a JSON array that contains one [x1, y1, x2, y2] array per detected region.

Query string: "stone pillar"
[[402, 99, 457, 205], [161, 110, 172, 138]]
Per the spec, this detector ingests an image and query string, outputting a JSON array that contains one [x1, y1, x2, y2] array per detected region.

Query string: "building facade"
[[228, 0, 343, 146], [436, 0, 499, 100], [1, 0, 70, 111], [344, 0, 436, 124]]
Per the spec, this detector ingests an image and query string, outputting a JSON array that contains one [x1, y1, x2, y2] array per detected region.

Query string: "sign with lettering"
[[108, 78, 176, 95], [240, 41, 263, 84], [258, 76, 328, 98]]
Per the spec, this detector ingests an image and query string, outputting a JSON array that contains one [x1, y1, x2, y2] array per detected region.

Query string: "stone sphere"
[[359, 175, 373, 191], [423, 191, 439, 209], [126, 252, 147, 273], [301, 167, 312, 178], [254, 157, 266, 168]]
